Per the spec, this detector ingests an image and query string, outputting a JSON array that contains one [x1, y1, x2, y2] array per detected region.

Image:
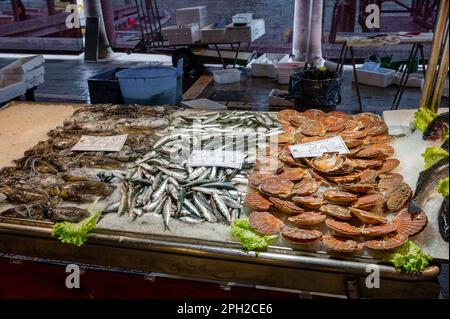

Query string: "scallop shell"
[[249, 211, 284, 235]]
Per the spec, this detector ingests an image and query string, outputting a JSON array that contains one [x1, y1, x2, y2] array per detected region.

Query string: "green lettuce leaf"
[[231, 219, 277, 251], [51, 208, 102, 247], [443, 130, 449, 141], [438, 177, 449, 198], [421, 146, 449, 169], [388, 241, 433, 273], [413, 108, 437, 132]]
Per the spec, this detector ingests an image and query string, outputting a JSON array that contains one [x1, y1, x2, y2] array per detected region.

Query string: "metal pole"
[[100, 0, 116, 47], [46, 0, 56, 15]]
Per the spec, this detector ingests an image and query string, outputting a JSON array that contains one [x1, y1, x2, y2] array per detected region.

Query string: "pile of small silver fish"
[[105, 110, 282, 230]]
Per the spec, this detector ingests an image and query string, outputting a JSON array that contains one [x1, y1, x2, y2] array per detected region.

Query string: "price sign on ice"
[[71, 134, 128, 152], [289, 135, 350, 158], [187, 150, 245, 169]]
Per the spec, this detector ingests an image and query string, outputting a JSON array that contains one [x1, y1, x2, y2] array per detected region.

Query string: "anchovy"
[[177, 187, 186, 216], [209, 166, 217, 179], [156, 166, 187, 181], [188, 167, 208, 181], [152, 177, 169, 201], [193, 193, 214, 222], [212, 193, 231, 223], [162, 196, 172, 231], [117, 182, 129, 216], [221, 195, 241, 209], [153, 195, 167, 215], [179, 216, 205, 224], [183, 198, 203, 219], [104, 202, 120, 214], [167, 183, 179, 201], [409, 157, 449, 215], [152, 172, 163, 190], [202, 182, 237, 190], [209, 196, 226, 223], [191, 186, 222, 195]]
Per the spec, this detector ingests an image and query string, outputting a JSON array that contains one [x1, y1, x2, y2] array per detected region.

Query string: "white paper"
[[71, 134, 128, 152], [187, 150, 245, 169], [289, 135, 349, 158]]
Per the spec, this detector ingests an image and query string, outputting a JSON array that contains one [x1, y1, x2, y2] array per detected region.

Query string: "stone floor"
[[0, 53, 448, 298]]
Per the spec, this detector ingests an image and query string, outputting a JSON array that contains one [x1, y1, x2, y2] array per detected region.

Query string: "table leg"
[[419, 44, 426, 77], [336, 43, 347, 74], [350, 46, 363, 113], [233, 42, 241, 68], [214, 44, 226, 69], [392, 43, 420, 110]]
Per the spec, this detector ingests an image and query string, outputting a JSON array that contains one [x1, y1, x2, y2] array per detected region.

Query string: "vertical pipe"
[[308, 0, 324, 65], [419, 0, 449, 109], [46, 0, 56, 15], [292, 0, 308, 61], [100, 0, 116, 47]]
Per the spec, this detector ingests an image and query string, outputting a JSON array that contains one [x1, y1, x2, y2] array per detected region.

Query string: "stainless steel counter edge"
[[0, 218, 440, 281]]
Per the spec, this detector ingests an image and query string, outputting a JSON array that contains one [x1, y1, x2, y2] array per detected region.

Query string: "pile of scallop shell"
[[245, 109, 427, 253]]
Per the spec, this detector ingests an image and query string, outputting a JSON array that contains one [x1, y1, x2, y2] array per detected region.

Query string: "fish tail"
[[164, 224, 172, 232], [408, 199, 423, 216]]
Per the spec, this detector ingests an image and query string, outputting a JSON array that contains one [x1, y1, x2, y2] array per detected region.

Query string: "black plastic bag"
[[288, 65, 342, 107]]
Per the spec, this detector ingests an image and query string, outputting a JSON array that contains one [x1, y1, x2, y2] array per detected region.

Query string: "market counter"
[[0, 101, 447, 299]]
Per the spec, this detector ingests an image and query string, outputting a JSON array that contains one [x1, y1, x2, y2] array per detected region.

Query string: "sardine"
[[202, 182, 237, 190], [156, 166, 187, 181], [167, 183, 179, 201], [423, 112, 449, 141], [183, 198, 203, 218], [191, 186, 222, 195], [409, 157, 449, 215], [179, 216, 205, 224], [188, 167, 208, 181], [144, 194, 165, 212], [439, 197, 449, 242]]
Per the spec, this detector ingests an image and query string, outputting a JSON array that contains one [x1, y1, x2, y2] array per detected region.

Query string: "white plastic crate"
[[161, 24, 200, 45], [0, 78, 27, 104], [176, 6, 208, 29], [213, 68, 241, 84], [353, 67, 395, 88], [274, 55, 305, 84], [201, 23, 226, 43], [225, 19, 265, 43], [251, 53, 288, 78], [232, 13, 253, 26]]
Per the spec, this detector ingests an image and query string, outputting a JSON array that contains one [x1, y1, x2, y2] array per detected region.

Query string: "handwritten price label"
[[71, 134, 128, 152], [187, 150, 244, 169], [289, 135, 349, 158]]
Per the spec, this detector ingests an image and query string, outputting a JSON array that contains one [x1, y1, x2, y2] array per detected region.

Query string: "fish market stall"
[[0, 101, 447, 299]]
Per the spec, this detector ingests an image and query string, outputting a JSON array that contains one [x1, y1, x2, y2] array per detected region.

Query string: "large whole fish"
[[423, 112, 449, 141], [441, 139, 449, 152], [439, 197, 449, 242], [408, 157, 449, 215]]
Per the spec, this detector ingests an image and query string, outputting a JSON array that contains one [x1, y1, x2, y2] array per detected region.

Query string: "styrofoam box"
[[353, 67, 395, 88], [394, 71, 423, 88], [232, 13, 253, 25], [274, 56, 305, 84], [176, 6, 208, 29], [225, 19, 265, 43], [1, 65, 45, 89], [201, 23, 226, 43], [213, 68, 241, 84], [0, 78, 27, 103], [251, 53, 288, 78], [0, 55, 44, 74], [161, 24, 200, 45]]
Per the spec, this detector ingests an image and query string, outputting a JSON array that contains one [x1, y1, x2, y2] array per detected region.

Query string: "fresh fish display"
[[439, 198, 449, 242], [423, 112, 449, 141], [409, 157, 449, 215]]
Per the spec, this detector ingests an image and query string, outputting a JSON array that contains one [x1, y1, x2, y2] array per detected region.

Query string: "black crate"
[[88, 67, 126, 104]]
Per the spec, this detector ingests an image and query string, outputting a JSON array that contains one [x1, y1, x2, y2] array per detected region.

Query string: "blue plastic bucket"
[[116, 65, 178, 105]]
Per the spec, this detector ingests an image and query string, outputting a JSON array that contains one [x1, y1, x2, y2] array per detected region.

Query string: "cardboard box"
[[161, 24, 201, 45], [176, 6, 208, 28], [201, 23, 226, 43], [225, 19, 265, 43]]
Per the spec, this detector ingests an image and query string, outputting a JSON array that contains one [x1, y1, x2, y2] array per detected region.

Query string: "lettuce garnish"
[[438, 177, 449, 198], [421, 146, 449, 169], [388, 241, 433, 273], [231, 219, 277, 251], [413, 108, 437, 132]]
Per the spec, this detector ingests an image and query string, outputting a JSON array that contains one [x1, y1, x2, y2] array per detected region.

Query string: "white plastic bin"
[[213, 68, 241, 84], [0, 79, 27, 104], [251, 53, 288, 78], [232, 13, 253, 26], [274, 56, 305, 84], [353, 67, 395, 87]]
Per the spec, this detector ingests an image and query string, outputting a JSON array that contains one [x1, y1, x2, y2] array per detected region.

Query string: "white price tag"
[[187, 150, 245, 169], [289, 135, 349, 158], [71, 134, 128, 152]]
